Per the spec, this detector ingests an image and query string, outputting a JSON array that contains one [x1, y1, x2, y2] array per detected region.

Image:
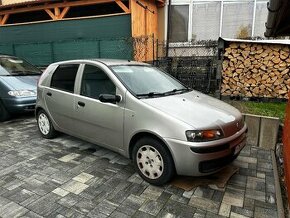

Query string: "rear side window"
[[50, 64, 79, 93]]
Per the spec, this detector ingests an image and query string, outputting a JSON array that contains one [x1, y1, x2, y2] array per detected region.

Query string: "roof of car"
[[51, 59, 150, 67]]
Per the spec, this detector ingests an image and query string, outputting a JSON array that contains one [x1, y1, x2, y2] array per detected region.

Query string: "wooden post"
[[54, 7, 60, 19], [45, 9, 56, 20], [59, 7, 70, 19], [115, 0, 130, 13], [0, 14, 9, 25]]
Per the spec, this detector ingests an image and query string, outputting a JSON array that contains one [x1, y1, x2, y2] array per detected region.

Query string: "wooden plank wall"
[[130, 0, 158, 61]]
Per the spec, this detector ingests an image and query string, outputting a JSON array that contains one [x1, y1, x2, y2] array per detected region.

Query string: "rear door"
[[73, 64, 125, 150], [43, 64, 80, 134]]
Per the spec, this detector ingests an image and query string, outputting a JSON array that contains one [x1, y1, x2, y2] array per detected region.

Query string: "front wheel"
[[132, 137, 175, 186], [37, 110, 57, 139]]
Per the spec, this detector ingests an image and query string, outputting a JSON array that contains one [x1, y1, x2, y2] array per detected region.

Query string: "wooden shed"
[[0, 0, 164, 65]]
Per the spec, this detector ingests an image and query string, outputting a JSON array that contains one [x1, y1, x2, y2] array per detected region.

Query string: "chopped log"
[[222, 42, 290, 99]]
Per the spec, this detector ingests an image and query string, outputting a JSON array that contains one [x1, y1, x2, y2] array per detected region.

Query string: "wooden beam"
[[0, 14, 9, 25], [59, 6, 70, 19], [54, 7, 60, 19], [0, 0, 117, 16], [45, 9, 56, 20], [115, 0, 130, 13]]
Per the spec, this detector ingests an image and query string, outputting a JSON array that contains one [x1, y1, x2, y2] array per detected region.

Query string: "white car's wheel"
[[133, 137, 175, 185], [37, 110, 57, 139]]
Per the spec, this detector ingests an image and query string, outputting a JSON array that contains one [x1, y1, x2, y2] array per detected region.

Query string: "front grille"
[[199, 152, 238, 173], [190, 143, 230, 154]]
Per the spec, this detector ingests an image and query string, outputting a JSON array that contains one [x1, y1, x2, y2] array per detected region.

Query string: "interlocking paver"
[[0, 201, 28, 217], [61, 180, 89, 195], [139, 199, 165, 216], [189, 196, 219, 214], [218, 203, 231, 217], [52, 188, 69, 197], [73, 172, 94, 183], [222, 187, 244, 207], [0, 116, 280, 217]]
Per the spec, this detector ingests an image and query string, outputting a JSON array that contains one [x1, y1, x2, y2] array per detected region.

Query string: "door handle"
[[47, 92, 52, 96], [78, 101, 85, 107]]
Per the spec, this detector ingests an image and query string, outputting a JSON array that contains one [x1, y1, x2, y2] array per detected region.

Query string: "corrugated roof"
[[220, 37, 290, 46]]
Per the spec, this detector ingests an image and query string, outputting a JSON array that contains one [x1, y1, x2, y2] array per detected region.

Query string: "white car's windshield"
[[0, 57, 42, 76], [111, 65, 190, 97]]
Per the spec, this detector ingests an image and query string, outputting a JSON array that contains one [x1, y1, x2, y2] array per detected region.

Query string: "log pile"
[[221, 42, 290, 99]]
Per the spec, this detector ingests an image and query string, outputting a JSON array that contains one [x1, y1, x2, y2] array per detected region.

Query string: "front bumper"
[[2, 96, 36, 114], [164, 124, 247, 176]]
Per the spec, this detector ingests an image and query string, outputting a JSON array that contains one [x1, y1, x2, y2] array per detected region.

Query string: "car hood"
[[0, 75, 40, 91], [141, 90, 243, 136]]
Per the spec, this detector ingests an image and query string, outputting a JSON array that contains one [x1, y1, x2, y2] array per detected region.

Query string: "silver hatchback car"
[[36, 59, 247, 185]]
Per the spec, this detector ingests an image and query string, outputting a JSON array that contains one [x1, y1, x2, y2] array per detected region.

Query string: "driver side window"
[[80, 65, 116, 100]]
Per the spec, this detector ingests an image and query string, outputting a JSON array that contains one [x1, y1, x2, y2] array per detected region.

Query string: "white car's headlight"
[[8, 90, 36, 97], [186, 129, 223, 142]]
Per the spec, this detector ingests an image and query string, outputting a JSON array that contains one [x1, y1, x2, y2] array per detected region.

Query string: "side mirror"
[[99, 94, 121, 104]]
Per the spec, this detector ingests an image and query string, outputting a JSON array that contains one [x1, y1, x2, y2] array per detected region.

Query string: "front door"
[[74, 64, 124, 150]]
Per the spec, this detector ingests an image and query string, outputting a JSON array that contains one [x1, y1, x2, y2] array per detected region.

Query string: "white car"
[[36, 59, 247, 185]]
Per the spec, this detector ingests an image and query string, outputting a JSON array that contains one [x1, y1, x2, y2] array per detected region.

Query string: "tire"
[[37, 110, 57, 139], [0, 101, 10, 122], [132, 137, 175, 186]]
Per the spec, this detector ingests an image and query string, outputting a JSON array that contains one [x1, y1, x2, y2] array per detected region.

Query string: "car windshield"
[[111, 65, 190, 97], [0, 57, 42, 76]]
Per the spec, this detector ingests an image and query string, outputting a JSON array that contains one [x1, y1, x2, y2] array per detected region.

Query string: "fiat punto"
[[36, 59, 247, 185]]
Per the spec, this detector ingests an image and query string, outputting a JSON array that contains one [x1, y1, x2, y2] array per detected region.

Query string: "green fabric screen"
[[0, 15, 132, 66]]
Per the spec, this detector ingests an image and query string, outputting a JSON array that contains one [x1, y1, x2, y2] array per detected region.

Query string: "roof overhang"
[[219, 37, 290, 46], [264, 0, 290, 37]]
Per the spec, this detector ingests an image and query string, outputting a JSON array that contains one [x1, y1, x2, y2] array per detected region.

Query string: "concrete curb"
[[243, 113, 280, 150], [271, 150, 285, 218]]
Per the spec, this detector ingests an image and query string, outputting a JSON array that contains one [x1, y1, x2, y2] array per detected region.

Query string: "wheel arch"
[[35, 106, 45, 118], [128, 132, 176, 168]]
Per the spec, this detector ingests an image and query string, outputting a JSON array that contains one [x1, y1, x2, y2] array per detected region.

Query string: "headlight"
[[8, 90, 36, 97], [186, 129, 223, 142]]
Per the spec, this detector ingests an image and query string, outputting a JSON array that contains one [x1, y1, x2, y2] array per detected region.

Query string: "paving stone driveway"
[[0, 116, 278, 218]]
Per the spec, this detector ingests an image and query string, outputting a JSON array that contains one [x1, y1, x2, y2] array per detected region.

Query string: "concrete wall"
[[244, 114, 280, 149]]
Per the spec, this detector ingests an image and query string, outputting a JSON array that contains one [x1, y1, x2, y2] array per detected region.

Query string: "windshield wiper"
[[162, 87, 192, 95], [136, 92, 165, 98]]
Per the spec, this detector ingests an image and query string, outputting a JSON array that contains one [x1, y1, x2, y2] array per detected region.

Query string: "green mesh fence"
[[53, 40, 101, 62], [0, 38, 133, 66], [0, 44, 14, 56], [14, 43, 53, 66]]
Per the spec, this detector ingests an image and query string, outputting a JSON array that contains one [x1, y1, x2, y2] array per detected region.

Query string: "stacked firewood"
[[221, 42, 290, 99]]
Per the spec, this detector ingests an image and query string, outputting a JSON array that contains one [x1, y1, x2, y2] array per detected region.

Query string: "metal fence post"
[[98, 40, 101, 58], [12, 44, 16, 56], [50, 42, 55, 63]]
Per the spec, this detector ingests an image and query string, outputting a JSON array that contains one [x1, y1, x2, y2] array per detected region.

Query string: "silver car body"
[[36, 59, 247, 176]]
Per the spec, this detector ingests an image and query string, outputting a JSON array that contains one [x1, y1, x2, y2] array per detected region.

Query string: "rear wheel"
[[132, 137, 175, 186], [0, 101, 10, 122], [37, 110, 57, 139]]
